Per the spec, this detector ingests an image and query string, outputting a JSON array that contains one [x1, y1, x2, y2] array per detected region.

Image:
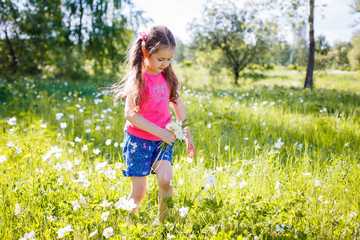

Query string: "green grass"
[[1, 68, 360, 239]]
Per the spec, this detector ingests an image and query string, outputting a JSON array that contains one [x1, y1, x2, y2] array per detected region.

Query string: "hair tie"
[[138, 32, 147, 41]]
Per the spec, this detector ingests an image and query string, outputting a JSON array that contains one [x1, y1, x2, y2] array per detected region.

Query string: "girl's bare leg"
[[129, 176, 147, 214], [153, 160, 173, 223]]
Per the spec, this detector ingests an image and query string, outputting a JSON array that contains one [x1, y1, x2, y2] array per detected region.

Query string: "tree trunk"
[[304, 0, 315, 89], [4, 27, 18, 73], [234, 68, 239, 85]]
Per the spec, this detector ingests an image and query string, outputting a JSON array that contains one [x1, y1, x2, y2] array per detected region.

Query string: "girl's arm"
[[125, 96, 175, 145], [171, 98, 195, 158]]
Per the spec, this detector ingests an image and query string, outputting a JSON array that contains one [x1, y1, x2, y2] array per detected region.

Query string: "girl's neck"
[[143, 70, 161, 76]]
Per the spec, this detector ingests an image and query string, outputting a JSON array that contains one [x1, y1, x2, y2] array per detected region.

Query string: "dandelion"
[[101, 211, 110, 221], [179, 206, 189, 218], [89, 229, 98, 238], [105, 139, 112, 145], [60, 122, 67, 129], [57, 225, 73, 238], [0, 155, 6, 163], [103, 227, 114, 239]]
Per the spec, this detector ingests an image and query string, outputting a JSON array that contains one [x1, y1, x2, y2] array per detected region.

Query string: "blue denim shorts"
[[122, 131, 174, 177]]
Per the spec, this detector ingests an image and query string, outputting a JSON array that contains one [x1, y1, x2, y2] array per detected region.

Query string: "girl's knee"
[[158, 177, 173, 191]]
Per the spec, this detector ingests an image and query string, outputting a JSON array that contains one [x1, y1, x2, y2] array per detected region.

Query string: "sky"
[[131, 0, 359, 45]]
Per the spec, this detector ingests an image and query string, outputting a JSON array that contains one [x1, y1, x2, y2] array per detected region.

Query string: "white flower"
[[75, 137, 81, 142], [93, 149, 100, 155], [40, 123, 47, 128], [71, 200, 81, 211], [60, 122, 67, 129], [122, 198, 137, 211], [99, 199, 113, 208], [0, 155, 6, 163], [114, 197, 127, 209], [81, 145, 88, 152], [74, 158, 81, 165], [207, 123, 211, 128], [104, 167, 116, 179], [274, 138, 284, 149], [106, 139, 112, 145], [345, 142, 349, 147], [103, 227, 114, 239], [314, 179, 322, 187], [14, 203, 21, 215], [8, 117, 17, 126], [186, 157, 193, 164], [167, 233, 175, 239], [275, 224, 284, 233], [302, 172, 312, 176], [115, 162, 123, 169], [178, 179, 184, 185], [199, 157, 204, 163], [47, 215, 56, 222], [80, 194, 87, 204], [57, 225, 73, 238], [274, 180, 281, 190], [209, 226, 217, 234], [101, 211, 110, 221], [57, 177, 63, 186], [6, 142, 15, 147], [56, 113, 64, 120], [114, 142, 119, 147], [224, 145, 229, 151], [239, 180, 247, 189], [95, 126, 101, 131], [89, 229, 98, 238], [179, 206, 189, 218], [78, 171, 87, 180], [19, 230, 36, 240], [268, 150, 280, 155], [95, 161, 107, 171], [205, 175, 216, 188]]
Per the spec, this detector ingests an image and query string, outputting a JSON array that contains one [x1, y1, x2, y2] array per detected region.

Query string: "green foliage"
[[348, 31, 360, 70], [189, 0, 274, 84], [0, 0, 143, 81], [1, 68, 360, 238]]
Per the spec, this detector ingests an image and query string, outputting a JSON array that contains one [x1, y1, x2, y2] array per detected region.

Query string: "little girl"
[[111, 26, 195, 222]]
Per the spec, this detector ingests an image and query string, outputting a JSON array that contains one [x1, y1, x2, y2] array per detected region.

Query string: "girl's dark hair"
[[111, 26, 179, 111]]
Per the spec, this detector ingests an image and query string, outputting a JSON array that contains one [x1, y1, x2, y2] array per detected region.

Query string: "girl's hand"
[[185, 135, 195, 158], [160, 128, 176, 145]]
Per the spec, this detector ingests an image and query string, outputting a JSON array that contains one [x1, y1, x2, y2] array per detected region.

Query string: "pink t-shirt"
[[125, 72, 171, 141]]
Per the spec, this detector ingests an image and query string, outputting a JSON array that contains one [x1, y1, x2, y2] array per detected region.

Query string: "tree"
[[304, 0, 315, 88], [189, 0, 272, 85], [348, 31, 360, 70]]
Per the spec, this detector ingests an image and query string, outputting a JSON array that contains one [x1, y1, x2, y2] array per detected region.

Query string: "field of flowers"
[[1, 69, 360, 239]]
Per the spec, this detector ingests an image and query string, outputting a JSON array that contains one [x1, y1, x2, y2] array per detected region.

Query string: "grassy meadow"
[[1, 68, 360, 239]]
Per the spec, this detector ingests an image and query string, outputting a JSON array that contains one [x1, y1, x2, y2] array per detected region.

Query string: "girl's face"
[[144, 47, 175, 75]]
